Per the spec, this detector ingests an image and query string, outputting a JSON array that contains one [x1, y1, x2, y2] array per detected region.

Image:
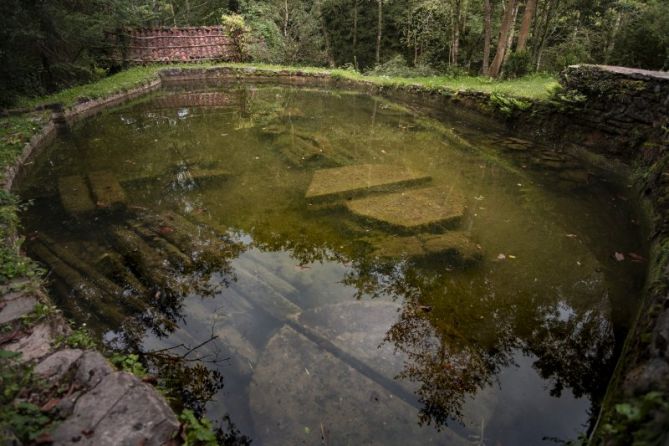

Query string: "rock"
[[306, 164, 431, 201], [346, 186, 465, 230], [74, 351, 114, 388], [88, 171, 126, 209], [371, 232, 482, 263], [35, 349, 84, 382], [0, 293, 37, 325], [51, 372, 179, 446], [4, 319, 68, 362], [421, 232, 483, 262], [58, 175, 95, 216], [372, 235, 425, 257]]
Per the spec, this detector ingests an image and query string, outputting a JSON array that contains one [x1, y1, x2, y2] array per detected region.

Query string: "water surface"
[[17, 83, 647, 445]]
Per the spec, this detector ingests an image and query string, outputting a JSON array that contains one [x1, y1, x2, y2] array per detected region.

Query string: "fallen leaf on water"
[[508, 254, 517, 259], [614, 252, 625, 262]]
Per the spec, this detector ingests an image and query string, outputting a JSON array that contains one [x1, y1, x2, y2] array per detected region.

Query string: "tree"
[[489, 0, 517, 77], [516, 0, 536, 52], [481, 0, 493, 74]]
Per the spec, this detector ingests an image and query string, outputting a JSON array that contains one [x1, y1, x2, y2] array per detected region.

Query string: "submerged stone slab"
[[88, 171, 126, 209], [250, 324, 469, 446], [58, 175, 95, 216], [346, 186, 465, 230], [372, 232, 482, 262], [305, 164, 431, 200]]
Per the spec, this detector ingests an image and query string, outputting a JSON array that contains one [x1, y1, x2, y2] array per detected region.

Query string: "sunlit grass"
[[16, 63, 557, 109]]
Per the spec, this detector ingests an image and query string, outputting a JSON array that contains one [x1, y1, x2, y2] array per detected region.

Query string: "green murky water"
[[17, 83, 647, 445]]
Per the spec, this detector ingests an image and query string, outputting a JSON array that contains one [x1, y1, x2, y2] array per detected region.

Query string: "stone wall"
[[573, 67, 669, 445], [557, 65, 668, 161]]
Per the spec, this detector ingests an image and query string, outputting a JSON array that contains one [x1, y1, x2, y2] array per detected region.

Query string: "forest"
[[0, 0, 667, 106]]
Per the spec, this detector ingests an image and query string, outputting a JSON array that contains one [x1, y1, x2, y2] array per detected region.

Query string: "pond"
[[16, 82, 647, 445]]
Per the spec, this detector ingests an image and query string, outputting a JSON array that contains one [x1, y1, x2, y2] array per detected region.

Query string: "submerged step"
[[305, 164, 431, 200], [249, 302, 473, 446], [58, 175, 95, 216], [346, 185, 465, 230], [88, 170, 126, 209], [371, 232, 482, 263]]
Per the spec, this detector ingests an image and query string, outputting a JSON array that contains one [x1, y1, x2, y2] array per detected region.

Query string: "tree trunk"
[[534, 0, 559, 70], [481, 0, 492, 75], [283, 0, 289, 37], [451, 0, 461, 66], [376, 0, 383, 65], [516, 0, 537, 52], [316, 0, 336, 67], [353, 0, 358, 68], [489, 0, 517, 78], [604, 10, 622, 64], [502, 3, 519, 66]]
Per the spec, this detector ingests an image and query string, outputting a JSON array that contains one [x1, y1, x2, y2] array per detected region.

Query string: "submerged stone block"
[[88, 171, 126, 209], [346, 186, 465, 230], [58, 175, 95, 216], [305, 164, 431, 200], [372, 232, 482, 263], [250, 303, 471, 446]]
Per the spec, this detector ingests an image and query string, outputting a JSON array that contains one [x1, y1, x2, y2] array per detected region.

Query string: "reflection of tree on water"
[[26, 205, 249, 437], [344, 254, 616, 430]]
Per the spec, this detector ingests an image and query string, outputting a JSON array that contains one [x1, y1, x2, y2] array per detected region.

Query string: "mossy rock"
[[58, 175, 95, 216], [88, 170, 126, 209], [305, 164, 431, 201], [346, 186, 465, 231], [371, 231, 482, 264]]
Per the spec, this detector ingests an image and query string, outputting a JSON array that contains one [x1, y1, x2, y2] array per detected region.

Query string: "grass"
[[14, 63, 558, 110]]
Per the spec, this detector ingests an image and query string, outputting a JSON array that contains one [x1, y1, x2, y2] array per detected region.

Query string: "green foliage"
[[221, 14, 250, 62], [503, 51, 533, 79], [489, 91, 532, 118], [56, 327, 96, 349], [20, 303, 58, 327], [612, 0, 669, 70], [365, 55, 437, 77], [0, 350, 51, 443], [110, 353, 148, 378], [179, 409, 218, 445], [546, 84, 587, 111], [602, 391, 669, 445]]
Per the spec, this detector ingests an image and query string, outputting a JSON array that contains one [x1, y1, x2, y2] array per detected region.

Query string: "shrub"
[[366, 55, 437, 77], [503, 50, 533, 78]]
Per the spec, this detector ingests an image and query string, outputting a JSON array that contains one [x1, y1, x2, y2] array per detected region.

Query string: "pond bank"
[[0, 64, 666, 445]]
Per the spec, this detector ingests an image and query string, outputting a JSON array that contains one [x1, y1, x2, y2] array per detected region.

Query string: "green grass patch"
[[14, 63, 557, 111]]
